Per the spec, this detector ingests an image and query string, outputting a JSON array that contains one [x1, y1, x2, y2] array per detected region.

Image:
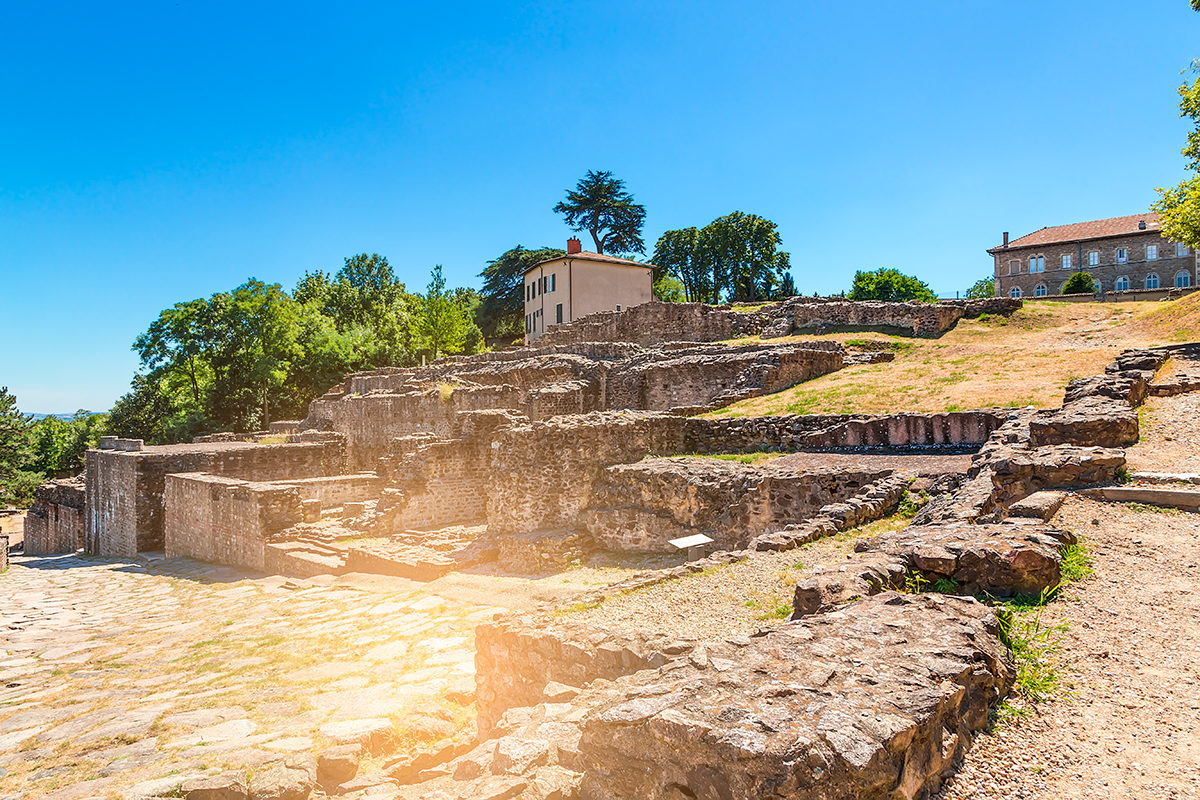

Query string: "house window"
[[1008, 260, 1019, 275], [1034, 284, 1048, 297], [616, 305, 622, 312], [1176, 271, 1191, 288], [549, 274, 556, 292], [1062, 254, 1072, 270], [1178, 242, 1190, 257], [1028, 256, 1045, 273], [1147, 245, 1158, 261], [1009, 287, 1022, 298], [1145, 273, 1160, 290], [1088, 251, 1099, 266], [556, 303, 563, 324], [1115, 276, 1130, 291], [1117, 248, 1128, 263]]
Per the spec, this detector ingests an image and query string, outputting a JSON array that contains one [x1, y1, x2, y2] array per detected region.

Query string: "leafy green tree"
[[704, 212, 792, 302], [1062, 271, 1098, 294], [966, 278, 995, 299], [1153, 26, 1200, 248], [653, 228, 712, 302], [27, 411, 107, 477], [654, 213, 793, 302], [553, 170, 646, 255], [477, 246, 565, 340], [653, 274, 687, 302], [0, 388, 41, 507], [412, 265, 483, 361], [848, 268, 938, 302]]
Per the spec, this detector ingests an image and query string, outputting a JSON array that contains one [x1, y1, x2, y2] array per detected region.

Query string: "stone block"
[[1008, 491, 1066, 521], [300, 499, 321, 522]]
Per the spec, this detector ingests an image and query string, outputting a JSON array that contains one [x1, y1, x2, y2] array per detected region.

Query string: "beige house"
[[524, 238, 654, 342]]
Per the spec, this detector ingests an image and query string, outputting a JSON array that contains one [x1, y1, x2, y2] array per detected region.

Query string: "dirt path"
[[933, 495, 1200, 800]]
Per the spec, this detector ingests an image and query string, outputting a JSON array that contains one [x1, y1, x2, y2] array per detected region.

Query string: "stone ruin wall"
[[23, 475, 87, 555], [164, 474, 302, 571], [535, 296, 1023, 346], [84, 439, 346, 558], [306, 341, 844, 468], [581, 458, 891, 552]]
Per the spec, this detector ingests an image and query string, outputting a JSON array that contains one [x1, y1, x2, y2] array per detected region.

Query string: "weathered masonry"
[[83, 436, 345, 557]]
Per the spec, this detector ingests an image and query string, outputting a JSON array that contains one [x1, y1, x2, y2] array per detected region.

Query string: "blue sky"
[[2, 1, 1198, 412]]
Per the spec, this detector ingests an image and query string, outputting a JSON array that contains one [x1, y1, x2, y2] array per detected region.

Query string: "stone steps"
[[1080, 485, 1200, 511]]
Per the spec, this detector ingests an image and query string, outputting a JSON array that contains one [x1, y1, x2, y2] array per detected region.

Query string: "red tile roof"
[[991, 213, 1163, 252], [526, 251, 655, 273]]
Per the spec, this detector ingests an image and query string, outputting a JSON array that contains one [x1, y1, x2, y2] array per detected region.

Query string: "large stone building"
[[988, 213, 1197, 298], [523, 238, 653, 342]]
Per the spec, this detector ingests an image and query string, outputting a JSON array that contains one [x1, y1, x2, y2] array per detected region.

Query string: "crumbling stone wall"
[[24, 475, 86, 555], [535, 297, 1023, 346], [306, 342, 845, 467], [376, 410, 526, 531], [85, 439, 345, 557], [164, 474, 302, 571], [581, 458, 889, 552]]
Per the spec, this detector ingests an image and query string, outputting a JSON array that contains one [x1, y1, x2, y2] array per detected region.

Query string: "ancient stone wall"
[[581, 458, 888, 552], [24, 475, 86, 555], [279, 474, 381, 506], [85, 440, 345, 557], [164, 474, 302, 571], [310, 343, 840, 467], [535, 297, 1022, 346]]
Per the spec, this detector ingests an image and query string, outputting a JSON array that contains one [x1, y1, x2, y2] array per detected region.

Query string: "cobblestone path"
[[0, 554, 502, 799]]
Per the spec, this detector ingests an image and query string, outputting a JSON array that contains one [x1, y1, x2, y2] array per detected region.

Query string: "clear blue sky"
[[3, 1, 1198, 412]]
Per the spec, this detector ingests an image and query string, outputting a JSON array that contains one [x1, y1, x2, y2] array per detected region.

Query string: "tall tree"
[[653, 228, 712, 303], [553, 170, 646, 255], [412, 265, 482, 360], [0, 388, 41, 507], [847, 268, 938, 302], [477, 245, 565, 340], [966, 278, 995, 299], [654, 212, 793, 303], [1153, 8, 1200, 248]]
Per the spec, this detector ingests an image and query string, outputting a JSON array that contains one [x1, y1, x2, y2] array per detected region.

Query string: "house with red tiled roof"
[[987, 213, 1197, 299], [523, 238, 654, 342]]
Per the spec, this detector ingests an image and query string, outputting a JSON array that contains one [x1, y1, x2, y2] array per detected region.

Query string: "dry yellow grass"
[[709, 295, 1200, 417]]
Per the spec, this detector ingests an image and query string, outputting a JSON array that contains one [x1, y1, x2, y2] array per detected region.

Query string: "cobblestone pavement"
[[0, 554, 506, 799]]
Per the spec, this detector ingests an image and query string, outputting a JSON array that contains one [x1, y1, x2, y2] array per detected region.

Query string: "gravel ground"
[[932, 495, 1200, 800], [1127, 392, 1200, 474], [564, 514, 909, 637]]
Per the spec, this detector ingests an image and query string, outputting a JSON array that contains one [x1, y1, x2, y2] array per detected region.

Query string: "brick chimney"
[[567, 237, 582, 254], [1002, 231, 1009, 247]]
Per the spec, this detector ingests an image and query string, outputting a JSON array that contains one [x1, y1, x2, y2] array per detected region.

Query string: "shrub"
[[1062, 271, 1098, 294]]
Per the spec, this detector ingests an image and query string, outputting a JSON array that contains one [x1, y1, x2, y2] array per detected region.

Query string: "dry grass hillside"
[[709, 295, 1200, 417]]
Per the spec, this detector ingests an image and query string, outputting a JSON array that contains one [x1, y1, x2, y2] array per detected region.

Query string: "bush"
[[1062, 271, 1098, 295], [848, 268, 938, 303]]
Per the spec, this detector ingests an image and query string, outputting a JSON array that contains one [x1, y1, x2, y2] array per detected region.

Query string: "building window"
[[555, 303, 563, 324], [1009, 287, 1022, 298], [1088, 251, 1099, 266], [1115, 276, 1130, 291], [1176, 271, 1191, 288], [1145, 273, 1160, 290], [1147, 245, 1158, 261], [1028, 256, 1045, 273], [1117, 248, 1128, 263], [1061, 254, 1072, 270], [1034, 284, 1048, 297], [1008, 260, 1019, 275], [1178, 242, 1189, 257], [549, 274, 556, 292]]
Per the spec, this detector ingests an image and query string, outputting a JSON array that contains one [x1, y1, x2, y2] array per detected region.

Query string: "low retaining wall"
[[164, 473, 302, 572]]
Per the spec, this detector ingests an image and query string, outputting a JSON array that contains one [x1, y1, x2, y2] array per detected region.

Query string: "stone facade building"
[[523, 238, 653, 342], [988, 213, 1197, 299]]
